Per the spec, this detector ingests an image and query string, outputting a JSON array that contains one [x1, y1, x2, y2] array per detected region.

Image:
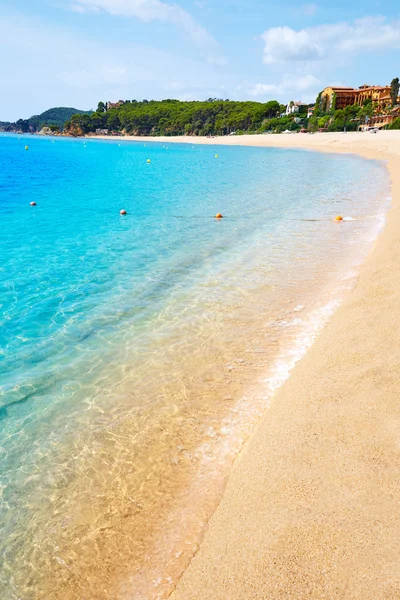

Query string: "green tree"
[[90, 112, 106, 130], [390, 78, 399, 106], [318, 115, 330, 129], [107, 112, 120, 130], [313, 92, 323, 118], [8, 107, 92, 132], [264, 100, 281, 118], [389, 117, 400, 130], [359, 103, 374, 123], [70, 113, 92, 134], [97, 101, 106, 113], [65, 98, 299, 137], [16, 119, 30, 132], [330, 92, 337, 113]]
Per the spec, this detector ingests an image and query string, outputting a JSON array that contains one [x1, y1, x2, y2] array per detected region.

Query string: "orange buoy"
[[30, 202, 37, 206], [334, 215, 343, 221], [120, 209, 127, 215], [215, 213, 223, 219]]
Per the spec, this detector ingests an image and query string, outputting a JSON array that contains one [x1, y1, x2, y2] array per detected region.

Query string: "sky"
[[1, 0, 400, 120]]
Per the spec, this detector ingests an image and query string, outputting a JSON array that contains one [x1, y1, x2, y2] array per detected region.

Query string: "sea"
[[0, 133, 390, 599]]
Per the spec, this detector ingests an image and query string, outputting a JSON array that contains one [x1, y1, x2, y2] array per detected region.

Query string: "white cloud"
[[0, 14, 230, 121], [249, 74, 320, 100], [70, 0, 224, 62], [250, 83, 278, 96], [261, 26, 322, 64], [261, 16, 400, 65]]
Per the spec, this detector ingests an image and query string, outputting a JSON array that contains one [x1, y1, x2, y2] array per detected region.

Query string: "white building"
[[286, 101, 307, 115]]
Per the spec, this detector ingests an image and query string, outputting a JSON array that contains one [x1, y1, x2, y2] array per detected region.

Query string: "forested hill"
[[2, 107, 92, 132], [29, 107, 92, 129], [65, 99, 285, 136]]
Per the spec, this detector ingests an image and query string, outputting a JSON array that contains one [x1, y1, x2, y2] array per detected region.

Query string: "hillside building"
[[106, 101, 124, 111], [319, 85, 398, 112], [359, 105, 400, 131], [286, 101, 307, 115]]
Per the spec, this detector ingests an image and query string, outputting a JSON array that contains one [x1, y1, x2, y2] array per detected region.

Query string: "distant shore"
[[92, 127, 399, 153]]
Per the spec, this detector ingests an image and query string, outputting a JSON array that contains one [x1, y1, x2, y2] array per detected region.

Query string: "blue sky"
[[1, 0, 400, 120]]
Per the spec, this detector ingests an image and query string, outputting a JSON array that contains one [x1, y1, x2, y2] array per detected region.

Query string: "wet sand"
[[100, 130, 400, 597], [168, 133, 400, 598]]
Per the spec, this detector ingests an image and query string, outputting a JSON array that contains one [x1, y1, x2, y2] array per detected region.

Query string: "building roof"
[[325, 85, 391, 95], [359, 86, 390, 91]]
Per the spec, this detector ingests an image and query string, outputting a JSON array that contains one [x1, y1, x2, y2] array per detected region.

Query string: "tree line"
[[1, 107, 91, 133], [64, 99, 290, 136]]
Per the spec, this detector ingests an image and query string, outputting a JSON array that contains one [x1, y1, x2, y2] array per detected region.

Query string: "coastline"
[[95, 130, 400, 597], [99, 131, 400, 598], [160, 134, 400, 598], [7, 130, 399, 598]]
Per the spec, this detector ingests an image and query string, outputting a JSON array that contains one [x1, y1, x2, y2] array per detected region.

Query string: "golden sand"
[[166, 133, 400, 599], [9, 130, 393, 600], [92, 130, 400, 598], [108, 131, 400, 600]]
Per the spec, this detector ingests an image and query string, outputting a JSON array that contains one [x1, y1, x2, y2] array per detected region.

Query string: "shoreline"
[[94, 130, 400, 597], [7, 130, 400, 597], [101, 131, 400, 599], [74, 131, 400, 597], [161, 134, 400, 598]]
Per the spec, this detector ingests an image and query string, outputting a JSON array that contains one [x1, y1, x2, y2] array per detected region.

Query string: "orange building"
[[359, 105, 400, 130], [320, 84, 397, 112]]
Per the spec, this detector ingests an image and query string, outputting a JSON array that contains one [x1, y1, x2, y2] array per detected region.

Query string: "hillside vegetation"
[[1, 107, 92, 133], [64, 99, 290, 136]]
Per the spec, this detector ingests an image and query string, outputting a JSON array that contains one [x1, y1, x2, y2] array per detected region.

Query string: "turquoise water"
[[0, 133, 390, 599]]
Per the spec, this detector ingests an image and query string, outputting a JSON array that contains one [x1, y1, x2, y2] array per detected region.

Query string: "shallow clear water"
[[0, 133, 390, 598]]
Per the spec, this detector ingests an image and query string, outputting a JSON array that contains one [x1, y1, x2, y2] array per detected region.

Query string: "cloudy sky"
[[1, 0, 400, 120]]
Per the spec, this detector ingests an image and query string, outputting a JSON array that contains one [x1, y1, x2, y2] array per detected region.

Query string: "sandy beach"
[[4, 0, 400, 596], [165, 132, 400, 599], [111, 130, 400, 599]]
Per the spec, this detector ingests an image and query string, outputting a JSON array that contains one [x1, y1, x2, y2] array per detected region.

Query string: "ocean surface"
[[0, 133, 390, 599]]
